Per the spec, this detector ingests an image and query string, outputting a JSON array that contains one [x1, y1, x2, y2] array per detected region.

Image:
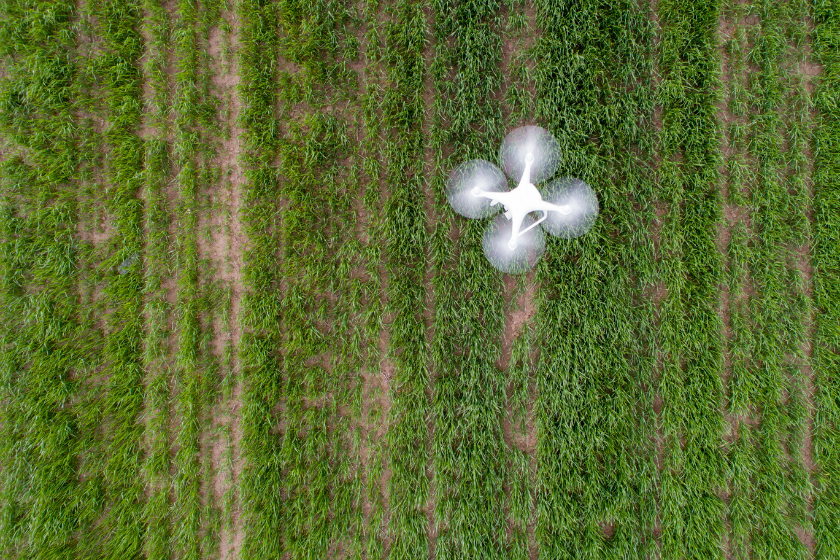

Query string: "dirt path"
[[208, 3, 246, 558]]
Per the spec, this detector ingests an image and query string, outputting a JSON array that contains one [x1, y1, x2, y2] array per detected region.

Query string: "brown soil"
[[212, 5, 246, 559], [419, 5, 439, 558]]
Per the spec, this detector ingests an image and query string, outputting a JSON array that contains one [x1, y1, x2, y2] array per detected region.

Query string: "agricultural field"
[[0, 0, 837, 558]]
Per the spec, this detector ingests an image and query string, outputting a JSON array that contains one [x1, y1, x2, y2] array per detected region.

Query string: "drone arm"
[[473, 189, 510, 207], [536, 200, 571, 215]]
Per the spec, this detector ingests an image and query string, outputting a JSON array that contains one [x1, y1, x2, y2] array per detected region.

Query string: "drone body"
[[446, 126, 599, 273]]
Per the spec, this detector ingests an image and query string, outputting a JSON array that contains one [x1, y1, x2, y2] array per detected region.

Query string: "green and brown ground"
[[0, 0, 838, 558]]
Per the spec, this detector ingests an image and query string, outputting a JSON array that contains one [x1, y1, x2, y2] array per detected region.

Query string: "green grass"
[[813, 1, 840, 558], [731, 2, 811, 558], [237, 1, 283, 558], [430, 0, 509, 557], [0, 4, 83, 558], [654, 1, 727, 558], [140, 1, 173, 558], [381, 0, 431, 557], [91, 1, 147, 556], [531, 0, 657, 558]]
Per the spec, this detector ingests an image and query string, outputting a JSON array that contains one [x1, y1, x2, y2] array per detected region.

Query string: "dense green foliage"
[[140, 1, 173, 558], [655, 1, 727, 558], [0, 2, 82, 557], [0, 0, 836, 558], [531, 0, 657, 557], [813, 1, 840, 558]]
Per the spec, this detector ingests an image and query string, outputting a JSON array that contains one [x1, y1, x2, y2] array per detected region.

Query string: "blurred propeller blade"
[[446, 159, 508, 219], [482, 213, 545, 274], [498, 125, 561, 184], [540, 177, 599, 239]]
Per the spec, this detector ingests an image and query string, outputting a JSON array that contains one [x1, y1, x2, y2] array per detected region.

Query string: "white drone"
[[446, 125, 599, 273]]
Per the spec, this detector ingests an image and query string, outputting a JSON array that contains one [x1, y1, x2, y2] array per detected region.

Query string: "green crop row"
[[86, 0, 147, 556], [502, 6, 540, 555], [379, 0, 431, 557], [721, 4, 758, 557], [0, 1, 85, 557], [140, 1, 173, 559], [236, 0, 283, 558], [273, 0, 369, 556], [728, 2, 812, 557], [428, 0, 510, 557], [171, 0, 224, 556], [813, 1, 840, 557], [359, 0, 387, 556], [530, 0, 657, 558], [655, 1, 727, 558]]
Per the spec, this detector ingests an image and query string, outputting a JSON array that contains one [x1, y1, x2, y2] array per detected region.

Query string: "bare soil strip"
[[717, 5, 740, 559], [421, 4, 439, 558], [211, 4, 246, 559]]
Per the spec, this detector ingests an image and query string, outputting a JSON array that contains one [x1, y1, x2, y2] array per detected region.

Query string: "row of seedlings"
[[500, 0, 541, 554], [720, 3, 758, 555], [236, 0, 283, 557], [171, 0, 224, 557], [781, 0, 816, 551], [733, 1, 812, 557], [358, 0, 389, 555], [380, 0, 432, 556], [273, 0, 369, 555], [91, 0, 148, 555], [0, 1, 86, 557], [140, 0, 174, 558], [530, 0, 658, 557], [812, 0, 840, 557], [428, 0, 510, 556], [655, 0, 726, 557]]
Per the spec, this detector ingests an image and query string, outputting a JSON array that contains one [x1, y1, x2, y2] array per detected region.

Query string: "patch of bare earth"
[[348, 2, 392, 556], [419, 4, 440, 559], [209, 5, 246, 560]]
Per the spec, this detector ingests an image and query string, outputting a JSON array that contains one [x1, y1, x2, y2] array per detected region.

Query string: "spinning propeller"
[[446, 126, 599, 273]]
